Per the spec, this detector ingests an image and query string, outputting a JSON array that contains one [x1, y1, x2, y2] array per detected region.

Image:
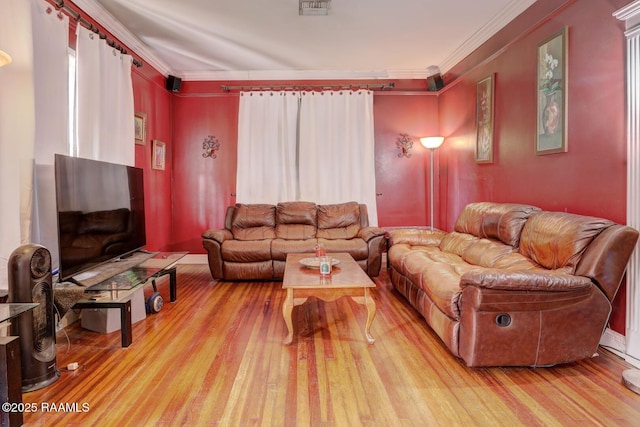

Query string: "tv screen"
[[54, 154, 146, 282]]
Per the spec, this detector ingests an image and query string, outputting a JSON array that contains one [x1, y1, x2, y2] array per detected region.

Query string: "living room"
[[2, 0, 640, 425]]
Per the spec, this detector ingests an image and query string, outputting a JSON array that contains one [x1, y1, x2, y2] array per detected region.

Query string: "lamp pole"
[[420, 136, 444, 231], [429, 147, 435, 231]]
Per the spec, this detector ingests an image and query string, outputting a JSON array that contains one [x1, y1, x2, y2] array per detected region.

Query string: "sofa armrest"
[[358, 226, 386, 242], [356, 227, 386, 277], [460, 270, 592, 292], [202, 229, 233, 279], [202, 228, 233, 244], [387, 228, 446, 247]]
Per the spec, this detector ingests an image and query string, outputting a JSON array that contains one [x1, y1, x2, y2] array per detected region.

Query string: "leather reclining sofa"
[[387, 202, 639, 367], [202, 201, 386, 280]]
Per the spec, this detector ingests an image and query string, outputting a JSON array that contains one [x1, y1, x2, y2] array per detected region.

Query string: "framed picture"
[[152, 140, 166, 170], [134, 112, 147, 145], [475, 74, 495, 163], [536, 27, 568, 155]]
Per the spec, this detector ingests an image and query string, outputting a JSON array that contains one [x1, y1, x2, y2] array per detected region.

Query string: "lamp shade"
[[0, 50, 12, 67], [420, 136, 444, 149]]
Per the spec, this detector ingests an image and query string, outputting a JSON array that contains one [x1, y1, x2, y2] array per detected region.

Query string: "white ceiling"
[[76, 0, 537, 81]]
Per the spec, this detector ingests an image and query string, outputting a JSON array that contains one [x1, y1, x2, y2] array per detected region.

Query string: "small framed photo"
[[536, 27, 568, 155], [134, 112, 147, 145], [152, 140, 166, 170], [475, 74, 495, 163]]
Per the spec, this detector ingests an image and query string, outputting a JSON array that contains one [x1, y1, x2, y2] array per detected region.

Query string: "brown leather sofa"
[[387, 202, 639, 367], [202, 201, 386, 280]]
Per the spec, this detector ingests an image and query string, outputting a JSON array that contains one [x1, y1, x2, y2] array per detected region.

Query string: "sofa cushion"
[[461, 238, 515, 268], [231, 204, 276, 241], [439, 232, 478, 257], [317, 202, 360, 239], [454, 202, 541, 247], [271, 239, 317, 261], [400, 247, 478, 320], [317, 237, 369, 260], [222, 239, 272, 262], [276, 201, 317, 225], [519, 212, 614, 270], [276, 201, 317, 240]]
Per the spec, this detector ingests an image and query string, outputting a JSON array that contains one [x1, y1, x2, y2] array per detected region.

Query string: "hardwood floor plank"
[[19, 265, 640, 426]]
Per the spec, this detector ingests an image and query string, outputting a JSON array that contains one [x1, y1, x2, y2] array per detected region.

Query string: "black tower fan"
[[8, 244, 60, 392]]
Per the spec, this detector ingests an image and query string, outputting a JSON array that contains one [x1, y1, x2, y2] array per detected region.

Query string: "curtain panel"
[[236, 91, 300, 204], [236, 89, 378, 225], [75, 26, 134, 166], [0, 0, 68, 287], [298, 90, 378, 225]]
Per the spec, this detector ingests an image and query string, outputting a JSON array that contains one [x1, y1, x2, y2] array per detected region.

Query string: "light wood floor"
[[22, 264, 640, 426]]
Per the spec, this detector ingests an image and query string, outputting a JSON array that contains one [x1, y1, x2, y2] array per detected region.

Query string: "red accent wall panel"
[[374, 94, 439, 227], [132, 68, 173, 252], [171, 93, 239, 252]]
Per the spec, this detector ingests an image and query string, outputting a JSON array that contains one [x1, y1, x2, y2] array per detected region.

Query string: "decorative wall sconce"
[[202, 135, 220, 159], [396, 133, 414, 158]]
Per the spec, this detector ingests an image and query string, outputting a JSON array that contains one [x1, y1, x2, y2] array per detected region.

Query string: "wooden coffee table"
[[282, 252, 376, 344]]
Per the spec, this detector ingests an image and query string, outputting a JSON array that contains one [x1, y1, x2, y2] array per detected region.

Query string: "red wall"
[[437, 0, 630, 332], [132, 66, 173, 252], [374, 93, 439, 227]]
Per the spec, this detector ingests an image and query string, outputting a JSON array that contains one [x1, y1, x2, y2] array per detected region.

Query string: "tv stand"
[[60, 252, 187, 347]]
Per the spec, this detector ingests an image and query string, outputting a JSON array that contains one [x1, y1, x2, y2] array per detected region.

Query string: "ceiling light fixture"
[[299, 0, 331, 16]]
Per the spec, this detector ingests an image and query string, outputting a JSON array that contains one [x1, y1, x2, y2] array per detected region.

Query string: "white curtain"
[[236, 91, 300, 204], [298, 90, 378, 225], [75, 25, 134, 166], [236, 89, 379, 225], [31, 2, 69, 274], [0, 0, 68, 289]]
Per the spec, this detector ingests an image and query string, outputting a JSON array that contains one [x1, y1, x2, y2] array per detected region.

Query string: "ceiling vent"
[[299, 1, 331, 16]]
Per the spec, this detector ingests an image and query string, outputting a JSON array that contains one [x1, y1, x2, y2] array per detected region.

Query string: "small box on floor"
[[81, 288, 146, 333]]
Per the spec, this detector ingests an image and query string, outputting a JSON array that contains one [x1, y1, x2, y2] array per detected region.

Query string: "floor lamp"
[[420, 136, 445, 231]]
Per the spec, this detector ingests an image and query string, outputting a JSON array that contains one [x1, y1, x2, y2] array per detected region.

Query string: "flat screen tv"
[[54, 154, 146, 282]]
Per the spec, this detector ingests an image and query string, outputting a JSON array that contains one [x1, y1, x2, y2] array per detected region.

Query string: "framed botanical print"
[[475, 74, 495, 163], [152, 140, 166, 170], [134, 112, 146, 145], [536, 27, 568, 155]]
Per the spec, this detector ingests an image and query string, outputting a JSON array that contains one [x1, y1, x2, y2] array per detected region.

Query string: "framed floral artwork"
[[475, 74, 495, 163], [152, 140, 166, 170], [536, 27, 568, 155], [134, 112, 146, 145]]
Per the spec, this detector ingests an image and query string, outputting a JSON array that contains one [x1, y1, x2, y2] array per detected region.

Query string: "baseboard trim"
[[601, 327, 626, 353], [178, 254, 207, 264], [626, 354, 640, 369]]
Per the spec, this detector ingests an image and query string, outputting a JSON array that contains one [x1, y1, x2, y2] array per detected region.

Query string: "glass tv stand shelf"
[[70, 251, 187, 347], [0, 303, 38, 324]]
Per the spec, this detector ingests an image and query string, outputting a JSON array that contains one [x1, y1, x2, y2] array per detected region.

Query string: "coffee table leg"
[[363, 288, 376, 344], [352, 289, 376, 344], [283, 288, 294, 345]]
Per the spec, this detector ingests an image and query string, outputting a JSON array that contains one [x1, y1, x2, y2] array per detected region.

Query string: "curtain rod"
[[51, 0, 143, 68], [221, 82, 395, 92]]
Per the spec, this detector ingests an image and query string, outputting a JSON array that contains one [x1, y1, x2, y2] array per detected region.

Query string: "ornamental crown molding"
[[614, 0, 640, 21], [439, 0, 537, 74], [73, 0, 538, 82], [73, 0, 174, 76]]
